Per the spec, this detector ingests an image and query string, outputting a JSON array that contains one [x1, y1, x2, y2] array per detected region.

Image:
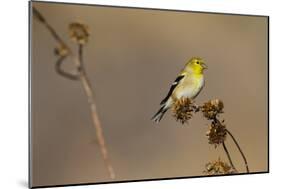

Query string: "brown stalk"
[[214, 118, 237, 172], [78, 44, 115, 179], [33, 7, 115, 179], [222, 142, 237, 172], [55, 56, 80, 80], [226, 129, 249, 173]]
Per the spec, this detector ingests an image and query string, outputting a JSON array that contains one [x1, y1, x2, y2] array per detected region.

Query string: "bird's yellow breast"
[[193, 73, 204, 86], [173, 73, 204, 100]]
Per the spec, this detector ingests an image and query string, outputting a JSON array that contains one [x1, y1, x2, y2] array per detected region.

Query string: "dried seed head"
[[204, 158, 235, 175], [69, 22, 90, 45], [172, 97, 195, 124], [201, 99, 224, 120], [54, 44, 68, 57], [206, 121, 227, 147]]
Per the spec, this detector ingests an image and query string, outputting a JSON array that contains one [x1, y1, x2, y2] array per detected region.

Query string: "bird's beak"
[[202, 62, 208, 70]]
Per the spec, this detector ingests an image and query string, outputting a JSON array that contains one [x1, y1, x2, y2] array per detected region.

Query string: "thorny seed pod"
[[172, 97, 195, 124], [204, 158, 235, 175], [69, 22, 90, 45], [206, 121, 227, 147], [201, 99, 224, 120]]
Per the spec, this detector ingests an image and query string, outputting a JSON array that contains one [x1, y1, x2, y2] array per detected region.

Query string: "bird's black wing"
[[160, 75, 185, 105]]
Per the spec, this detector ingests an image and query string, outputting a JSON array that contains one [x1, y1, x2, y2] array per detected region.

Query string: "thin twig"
[[33, 7, 77, 79], [226, 129, 249, 173], [78, 44, 115, 179], [33, 7, 115, 179], [222, 142, 237, 172], [55, 56, 80, 80], [33, 8, 69, 51], [214, 118, 237, 173]]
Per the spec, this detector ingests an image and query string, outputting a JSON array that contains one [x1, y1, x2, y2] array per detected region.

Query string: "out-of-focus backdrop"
[[31, 2, 268, 187]]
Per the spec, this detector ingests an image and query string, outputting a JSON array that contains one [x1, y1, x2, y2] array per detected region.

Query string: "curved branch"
[[55, 56, 80, 80], [33, 7, 115, 179]]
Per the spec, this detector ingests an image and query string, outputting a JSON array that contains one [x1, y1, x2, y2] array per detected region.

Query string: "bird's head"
[[185, 57, 207, 74]]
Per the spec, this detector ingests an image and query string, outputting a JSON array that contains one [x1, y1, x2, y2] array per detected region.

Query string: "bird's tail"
[[151, 105, 168, 123]]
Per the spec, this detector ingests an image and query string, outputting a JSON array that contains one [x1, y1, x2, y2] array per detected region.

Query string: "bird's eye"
[[196, 61, 199, 64]]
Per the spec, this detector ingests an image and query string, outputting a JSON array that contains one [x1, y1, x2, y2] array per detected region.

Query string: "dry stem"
[[226, 129, 249, 173], [172, 98, 249, 174], [222, 142, 237, 172], [78, 44, 115, 178], [33, 7, 115, 179]]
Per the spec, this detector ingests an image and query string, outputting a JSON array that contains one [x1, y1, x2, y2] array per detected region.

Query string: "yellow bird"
[[152, 57, 207, 122]]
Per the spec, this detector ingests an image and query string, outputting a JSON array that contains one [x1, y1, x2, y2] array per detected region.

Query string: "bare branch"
[[33, 7, 115, 179], [33, 7, 69, 51], [78, 44, 115, 179], [55, 56, 80, 80]]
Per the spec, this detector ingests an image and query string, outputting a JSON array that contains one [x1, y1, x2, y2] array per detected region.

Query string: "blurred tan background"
[[31, 2, 268, 187]]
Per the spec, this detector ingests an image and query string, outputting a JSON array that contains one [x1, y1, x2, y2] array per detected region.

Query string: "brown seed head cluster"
[[172, 97, 195, 124], [206, 121, 227, 147], [201, 99, 224, 120], [69, 22, 90, 45], [204, 159, 235, 175]]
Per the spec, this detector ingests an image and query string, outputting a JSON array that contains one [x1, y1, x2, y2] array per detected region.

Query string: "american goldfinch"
[[152, 57, 207, 122]]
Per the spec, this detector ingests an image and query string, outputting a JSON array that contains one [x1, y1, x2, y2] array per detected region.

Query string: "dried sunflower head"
[[206, 121, 227, 147], [172, 97, 195, 124], [69, 22, 90, 45], [201, 99, 224, 120], [204, 158, 235, 175]]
